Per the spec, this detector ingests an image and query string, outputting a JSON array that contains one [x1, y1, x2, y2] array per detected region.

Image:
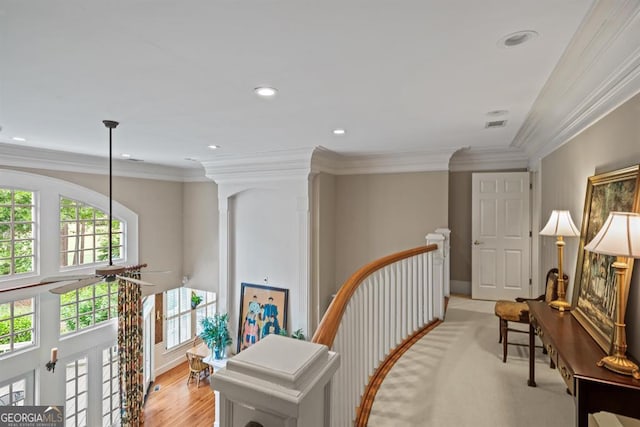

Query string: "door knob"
[[473, 240, 482, 245]]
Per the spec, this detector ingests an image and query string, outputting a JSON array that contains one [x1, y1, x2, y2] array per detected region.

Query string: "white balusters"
[[324, 229, 449, 426]]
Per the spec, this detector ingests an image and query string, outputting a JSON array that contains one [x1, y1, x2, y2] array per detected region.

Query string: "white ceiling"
[[1, 0, 637, 177]]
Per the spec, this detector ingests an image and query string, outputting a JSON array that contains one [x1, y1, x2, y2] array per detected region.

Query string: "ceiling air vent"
[[126, 158, 144, 162], [485, 120, 507, 129]]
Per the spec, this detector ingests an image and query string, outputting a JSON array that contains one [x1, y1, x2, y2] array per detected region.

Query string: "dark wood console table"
[[527, 301, 640, 426]]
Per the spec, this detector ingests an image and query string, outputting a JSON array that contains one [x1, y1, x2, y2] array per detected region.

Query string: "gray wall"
[[314, 173, 337, 328], [540, 91, 640, 358], [334, 171, 448, 285], [449, 171, 472, 283], [182, 181, 219, 293]]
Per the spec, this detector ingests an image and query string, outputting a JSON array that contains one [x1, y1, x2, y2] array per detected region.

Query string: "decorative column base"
[[597, 354, 640, 379], [549, 299, 571, 312]]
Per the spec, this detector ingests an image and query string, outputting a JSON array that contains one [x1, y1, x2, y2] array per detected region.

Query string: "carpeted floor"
[[368, 296, 574, 426]]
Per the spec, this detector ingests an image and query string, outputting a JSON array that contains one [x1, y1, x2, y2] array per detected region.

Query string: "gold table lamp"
[[540, 210, 580, 311], [584, 211, 640, 379]]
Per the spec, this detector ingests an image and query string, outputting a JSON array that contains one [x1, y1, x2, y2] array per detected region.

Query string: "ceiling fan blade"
[[49, 276, 103, 295], [115, 275, 156, 287], [39, 274, 94, 284]]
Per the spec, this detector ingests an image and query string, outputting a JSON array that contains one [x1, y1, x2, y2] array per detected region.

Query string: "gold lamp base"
[[548, 299, 571, 312], [597, 354, 640, 379]]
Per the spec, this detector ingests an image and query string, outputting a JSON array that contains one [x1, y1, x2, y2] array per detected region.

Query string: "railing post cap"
[[425, 233, 445, 241]]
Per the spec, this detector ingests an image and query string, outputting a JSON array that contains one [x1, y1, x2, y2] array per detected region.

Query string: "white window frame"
[[102, 345, 120, 427], [0, 187, 36, 278], [195, 290, 217, 336], [0, 372, 31, 406], [164, 287, 192, 350], [165, 287, 216, 350], [59, 282, 118, 336], [59, 196, 124, 269], [0, 297, 37, 357], [65, 356, 89, 427]]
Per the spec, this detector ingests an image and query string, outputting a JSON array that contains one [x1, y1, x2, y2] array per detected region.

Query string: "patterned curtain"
[[118, 270, 144, 426]]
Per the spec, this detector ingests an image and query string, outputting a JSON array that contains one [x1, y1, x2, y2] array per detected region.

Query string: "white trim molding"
[[0, 142, 207, 182], [511, 0, 640, 168], [449, 146, 529, 172], [202, 147, 316, 184], [312, 146, 458, 175], [204, 146, 459, 182]]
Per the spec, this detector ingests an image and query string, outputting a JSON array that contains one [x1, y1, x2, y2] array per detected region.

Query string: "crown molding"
[[311, 146, 458, 175], [449, 147, 529, 172], [202, 147, 316, 184], [0, 142, 207, 182], [203, 145, 459, 184], [512, 0, 640, 166]]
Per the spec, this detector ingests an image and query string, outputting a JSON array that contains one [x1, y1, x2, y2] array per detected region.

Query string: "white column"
[[206, 357, 228, 427], [218, 196, 231, 316], [297, 193, 311, 338]]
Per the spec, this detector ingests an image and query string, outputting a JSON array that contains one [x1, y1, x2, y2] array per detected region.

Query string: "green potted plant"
[[277, 328, 306, 340], [291, 328, 306, 340], [190, 291, 203, 309], [199, 313, 232, 360]]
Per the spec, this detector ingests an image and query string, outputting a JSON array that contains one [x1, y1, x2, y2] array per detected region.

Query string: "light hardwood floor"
[[144, 361, 215, 426]]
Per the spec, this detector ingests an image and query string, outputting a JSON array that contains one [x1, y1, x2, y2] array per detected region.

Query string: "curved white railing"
[[312, 231, 449, 426]]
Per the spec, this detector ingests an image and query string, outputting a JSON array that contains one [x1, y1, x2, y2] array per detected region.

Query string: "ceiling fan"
[[5, 120, 158, 295]]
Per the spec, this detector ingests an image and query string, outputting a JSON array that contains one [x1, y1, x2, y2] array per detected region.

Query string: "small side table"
[[204, 355, 228, 427]]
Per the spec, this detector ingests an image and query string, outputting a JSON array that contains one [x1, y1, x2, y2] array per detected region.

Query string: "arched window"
[[0, 169, 138, 290], [59, 197, 123, 268], [0, 169, 139, 340]]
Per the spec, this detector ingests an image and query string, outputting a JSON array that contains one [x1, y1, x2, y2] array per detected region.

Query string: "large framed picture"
[[572, 165, 640, 354], [237, 282, 289, 353]]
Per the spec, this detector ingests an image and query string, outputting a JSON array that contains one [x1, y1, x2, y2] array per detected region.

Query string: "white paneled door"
[[472, 172, 531, 300]]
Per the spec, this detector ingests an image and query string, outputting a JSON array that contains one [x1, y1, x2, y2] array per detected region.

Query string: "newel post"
[[426, 233, 445, 319], [212, 335, 340, 427], [435, 228, 451, 298]]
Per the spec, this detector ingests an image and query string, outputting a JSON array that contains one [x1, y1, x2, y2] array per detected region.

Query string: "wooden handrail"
[[311, 244, 438, 347]]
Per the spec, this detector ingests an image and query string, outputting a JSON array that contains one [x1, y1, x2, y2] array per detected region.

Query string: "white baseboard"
[[451, 280, 471, 296], [155, 355, 186, 376]]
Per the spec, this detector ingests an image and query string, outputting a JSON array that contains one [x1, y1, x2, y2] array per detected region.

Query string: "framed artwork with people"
[[237, 282, 289, 353]]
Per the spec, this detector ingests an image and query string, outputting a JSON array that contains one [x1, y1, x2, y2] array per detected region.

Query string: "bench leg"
[[501, 319, 508, 363]]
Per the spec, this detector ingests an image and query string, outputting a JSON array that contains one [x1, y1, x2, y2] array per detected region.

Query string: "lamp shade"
[[540, 210, 580, 237], [584, 212, 640, 258]]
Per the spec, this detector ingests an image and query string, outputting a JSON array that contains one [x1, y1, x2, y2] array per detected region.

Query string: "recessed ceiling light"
[[121, 153, 131, 158], [332, 129, 346, 135], [254, 87, 277, 97], [498, 30, 538, 48], [12, 137, 27, 142], [208, 144, 220, 150]]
